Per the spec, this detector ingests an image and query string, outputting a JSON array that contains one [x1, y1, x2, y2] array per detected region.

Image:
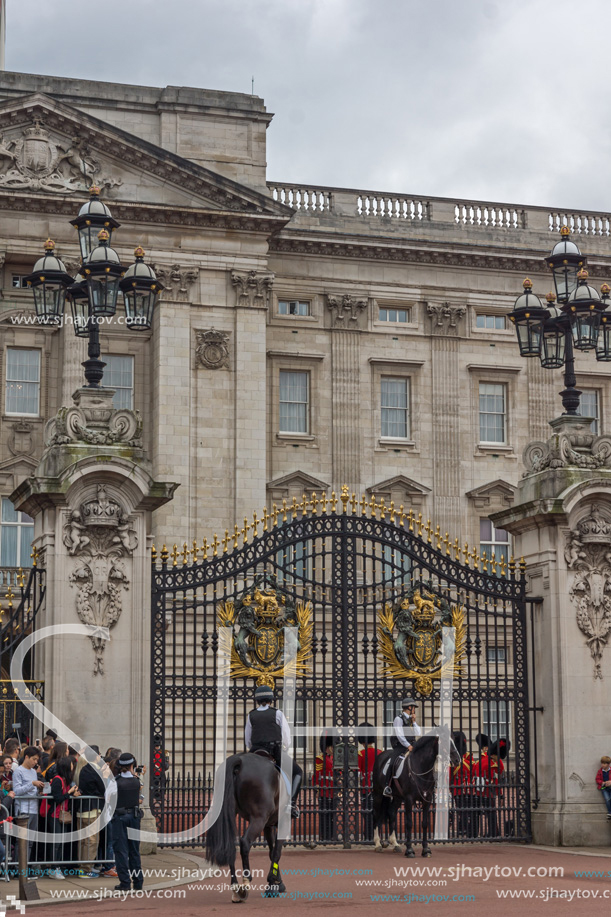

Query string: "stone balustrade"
[[268, 181, 611, 243]]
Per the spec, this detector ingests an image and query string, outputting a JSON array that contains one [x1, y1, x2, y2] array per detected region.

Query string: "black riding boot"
[[290, 773, 302, 819]]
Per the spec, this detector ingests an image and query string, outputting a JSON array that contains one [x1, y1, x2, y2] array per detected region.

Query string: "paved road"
[[18, 844, 611, 916]]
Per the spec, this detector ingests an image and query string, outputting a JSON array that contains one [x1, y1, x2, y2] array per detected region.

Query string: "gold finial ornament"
[[160, 544, 169, 564], [182, 543, 189, 565], [134, 245, 145, 258], [340, 485, 350, 513], [151, 544, 157, 565], [171, 544, 179, 567], [560, 225, 571, 237], [546, 291, 556, 303], [6, 586, 13, 609], [522, 277, 533, 290], [44, 238, 55, 251], [17, 568, 25, 590], [89, 185, 101, 197], [192, 540, 198, 563], [97, 229, 110, 243], [577, 268, 588, 281], [330, 491, 338, 512]]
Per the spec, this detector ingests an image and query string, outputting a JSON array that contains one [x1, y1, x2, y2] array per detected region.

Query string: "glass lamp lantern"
[[24, 239, 73, 325], [67, 273, 90, 337], [540, 306, 567, 369], [546, 225, 585, 304], [595, 283, 611, 361], [70, 186, 120, 261], [82, 229, 125, 317], [119, 247, 164, 331], [508, 278, 549, 357], [567, 269, 605, 351]]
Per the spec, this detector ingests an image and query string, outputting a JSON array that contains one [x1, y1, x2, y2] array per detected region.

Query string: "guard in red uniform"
[[449, 731, 474, 838], [357, 723, 379, 841], [314, 733, 334, 841], [473, 736, 508, 837]]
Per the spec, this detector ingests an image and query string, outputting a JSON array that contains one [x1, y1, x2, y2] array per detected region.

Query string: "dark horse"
[[372, 733, 459, 857], [205, 752, 288, 902]]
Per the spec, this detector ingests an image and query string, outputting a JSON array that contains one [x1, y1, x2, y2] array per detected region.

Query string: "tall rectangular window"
[[382, 545, 411, 585], [104, 355, 134, 410], [578, 388, 599, 434], [479, 382, 506, 443], [278, 300, 310, 316], [279, 371, 309, 433], [5, 349, 40, 416], [0, 498, 34, 568], [482, 700, 511, 744], [480, 518, 511, 567], [381, 377, 409, 438], [294, 699, 307, 749]]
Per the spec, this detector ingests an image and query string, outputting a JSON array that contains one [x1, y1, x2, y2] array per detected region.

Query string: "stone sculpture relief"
[[0, 119, 121, 194], [45, 395, 143, 449], [153, 264, 198, 302], [195, 329, 231, 370], [327, 294, 368, 328], [565, 508, 611, 679], [65, 485, 138, 675], [426, 302, 466, 334], [523, 424, 611, 475], [231, 270, 275, 309]]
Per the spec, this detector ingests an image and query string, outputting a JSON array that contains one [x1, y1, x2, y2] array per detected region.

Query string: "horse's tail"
[[205, 754, 241, 866]]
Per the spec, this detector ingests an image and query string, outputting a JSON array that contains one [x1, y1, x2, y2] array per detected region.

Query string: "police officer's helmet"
[[255, 685, 274, 704], [402, 696, 417, 709]]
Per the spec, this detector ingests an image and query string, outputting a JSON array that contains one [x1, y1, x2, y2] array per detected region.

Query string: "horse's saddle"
[[250, 749, 292, 796], [382, 753, 408, 780]]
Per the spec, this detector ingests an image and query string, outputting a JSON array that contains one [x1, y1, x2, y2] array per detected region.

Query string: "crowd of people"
[[0, 730, 145, 891]]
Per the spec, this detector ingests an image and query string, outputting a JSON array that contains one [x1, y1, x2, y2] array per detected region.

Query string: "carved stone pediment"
[[266, 471, 330, 502], [466, 479, 517, 508], [367, 474, 431, 507], [0, 94, 292, 222]]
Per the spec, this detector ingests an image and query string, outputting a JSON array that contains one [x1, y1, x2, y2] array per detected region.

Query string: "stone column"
[[231, 270, 272, 521], [10, 387, 177, 769], [427, 303, 466, 536], [328, 294, 367, 491], [492, 415, 611, 846]]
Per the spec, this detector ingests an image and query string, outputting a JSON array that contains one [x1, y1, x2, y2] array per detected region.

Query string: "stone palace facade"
[[0, 69, 610, 570]]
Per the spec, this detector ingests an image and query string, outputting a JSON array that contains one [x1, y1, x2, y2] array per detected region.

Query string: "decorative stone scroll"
[[64, 484, 138, 675], [523, 422, 611, 476], [153, 264, 198, 302], [327, 293, 367, 328], [45, 388, 143, 449], [426, 302, 466, 335], [231, 270, 274, 309], [0, 119, 120, 194], [565, 508, 611, 679], [195, 329, 230, 370]]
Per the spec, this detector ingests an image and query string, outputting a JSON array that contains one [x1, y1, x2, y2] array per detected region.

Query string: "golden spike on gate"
[[192, 540, 198, 563], [252, 512, 259, 538], [223, 531, 230, 554], [390, 500, 396, 522], [160, 544, 169, 564], [398, 505, 405, 527], [379, 497, 386, 519], [311, 492, 319, 514], [291, 497, 299, 518], [425, 519, 433, 543], [233, 525, 240, 549], [499, 555, 507, 577], [491, 554, 497, 575], [6, 586, 13, 610], [321, 491, 328, 513], [434, 525, 441, 549], [242, 518, 250, 544], [369, 495, 376, 517], [202, 538, 209, 560], [481, 549, 488, 572], [463, 543, 470, 566], [212, 534, 220, 557], [330, 491, 337, 512], [417, 512, 423, 536], [281, 499, 288, 523], [360, 495, 367, 515], [470, 546, 478, 568], [31, 547, 39, 567], [519, 556, 526, 575], [151, 545, 157, 565], [340, 485, 350, 513], [350, 492, 358, 514], [171, 544, 179, 567], [271, 504, 278, 527], [453, 538, 460, 560], [407, 509, 414, 531], [444, 533, 450, 556], [262, 507, 269, 531], [509, 556, 516, 575], [182, 543, 189, 565]]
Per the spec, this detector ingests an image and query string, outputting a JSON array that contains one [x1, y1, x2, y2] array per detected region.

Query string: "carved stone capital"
[[65, 484, 138, 676], [45, 387, 143, 449], [195, 329, 231, 370], [327, 294, 368, 329], [231, 270, 274, 309], [152, 263, 198, 302], [426, 302, 466, 335], [565, 507, 611, 679]]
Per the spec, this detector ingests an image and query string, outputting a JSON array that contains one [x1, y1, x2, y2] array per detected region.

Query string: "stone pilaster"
[[60, 328, 88, 405], [231, 271, 273, 520], [428, 303, 465, 535], [328, 295, 367, 490]]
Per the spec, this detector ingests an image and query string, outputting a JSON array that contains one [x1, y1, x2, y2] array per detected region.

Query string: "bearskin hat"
[[489, 737, 510, 760], [452, 731, 468, 757], [357, 723, 376, 746], [475, 733, 490, 750]]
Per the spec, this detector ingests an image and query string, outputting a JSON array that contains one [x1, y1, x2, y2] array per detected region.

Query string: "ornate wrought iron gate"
[[150, 489, 529, 846]]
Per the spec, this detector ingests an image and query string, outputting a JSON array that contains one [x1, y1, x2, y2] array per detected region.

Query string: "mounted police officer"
[[244, 684, 303, 818], [383, 697, 421, 797]]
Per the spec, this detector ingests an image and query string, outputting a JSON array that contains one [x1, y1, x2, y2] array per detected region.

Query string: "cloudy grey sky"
[[5, 0, 611, 211]]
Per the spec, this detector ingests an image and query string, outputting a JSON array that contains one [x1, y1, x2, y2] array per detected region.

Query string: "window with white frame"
[[276, 522, 312, 585], [381, 377, 409, 439], [279, 370, 309, 433], [0, 498, 34, 568], [378, 307, 410, 323], [482, 699, 511, 744], [480, 518, 511, 568], [479, 382, 506, 443], [486, 646, 507, 664], [11, 274, 29, 289], [104, 355, 134, 410], [5, 348, 40, 416], [278, 300, 310, 317], [578, 388, 600, 434], [476, 314, 506, 330], [383, 699, 400, 726]]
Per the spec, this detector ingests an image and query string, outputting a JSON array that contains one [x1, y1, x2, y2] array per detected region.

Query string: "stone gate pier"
[[493, 414, 611, 846], [10, 386, 176, 768]]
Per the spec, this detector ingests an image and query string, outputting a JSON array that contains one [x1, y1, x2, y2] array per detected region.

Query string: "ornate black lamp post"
[[24, 186, 163, 387], [509, 226, 611, 415]]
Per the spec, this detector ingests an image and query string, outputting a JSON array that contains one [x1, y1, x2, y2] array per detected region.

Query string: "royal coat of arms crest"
[[377, 584, 465, 696], [216, 575, 313, 687]]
